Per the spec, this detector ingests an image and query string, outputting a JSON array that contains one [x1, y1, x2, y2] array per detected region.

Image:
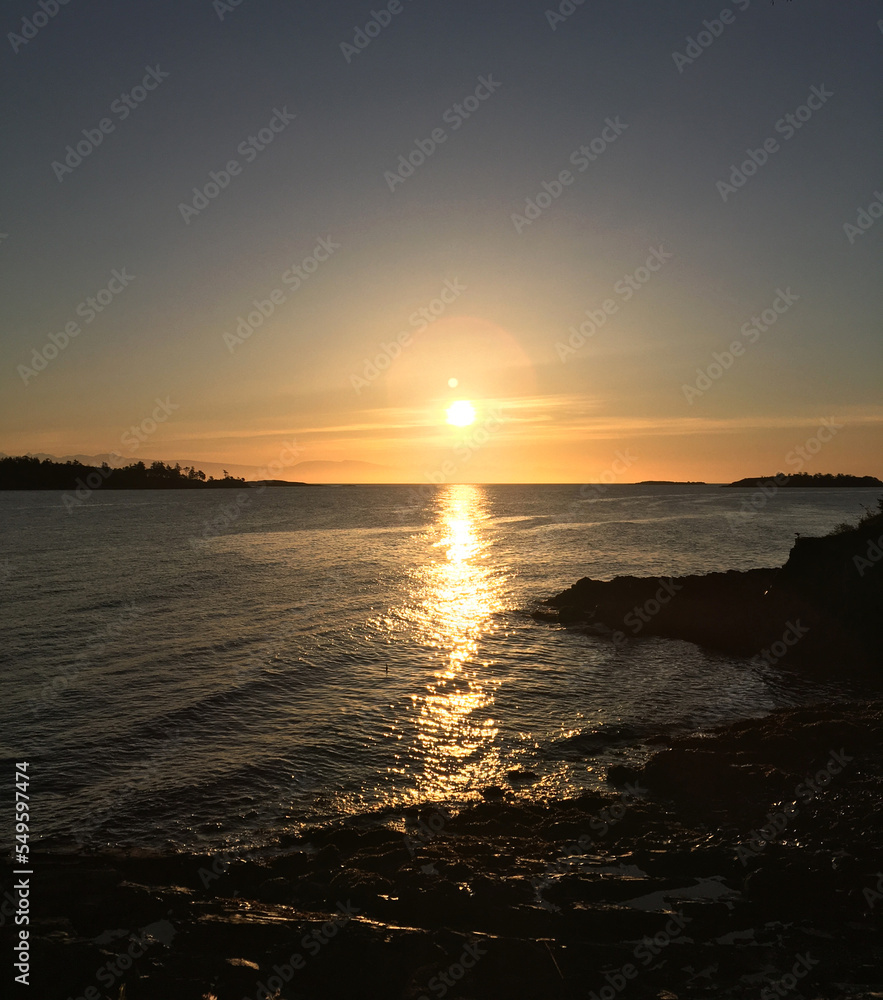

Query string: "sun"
[[446, 400, 476, 427]]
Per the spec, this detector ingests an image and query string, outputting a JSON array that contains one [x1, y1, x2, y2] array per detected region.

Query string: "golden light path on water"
[[406, 484, 507, 801]]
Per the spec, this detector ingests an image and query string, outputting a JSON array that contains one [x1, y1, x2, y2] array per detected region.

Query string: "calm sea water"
[[1, 484, 877, 853]]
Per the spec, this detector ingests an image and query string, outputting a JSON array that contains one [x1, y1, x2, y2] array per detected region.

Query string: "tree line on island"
[[0, 457, 880, 491], [0, 456, 247, 490], [724, 472, 883, 488]]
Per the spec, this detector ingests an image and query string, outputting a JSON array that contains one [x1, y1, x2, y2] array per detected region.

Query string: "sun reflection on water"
[[406, 484, 508, 800]]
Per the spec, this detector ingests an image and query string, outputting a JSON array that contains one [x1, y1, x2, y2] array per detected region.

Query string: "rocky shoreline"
[[15, 701, 883, 1000], [536, 513, 883, 675], [15, 514, 883, 999]]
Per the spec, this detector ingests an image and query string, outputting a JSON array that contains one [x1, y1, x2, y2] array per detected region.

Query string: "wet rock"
[[212, 956, 262, 997], [315, 843, 344, 868], [329, 866, 394, 907], [24, 701, 883, 1000], [350, 846, 409, 877], [507, 768, 540, 784], [541, 514, 883, 674], [549, 724, 645, 760], [256, 876, 291, 904], [542, 568, 777, 656], [639, 748, 789, 814], [607, 763, 642, 786]]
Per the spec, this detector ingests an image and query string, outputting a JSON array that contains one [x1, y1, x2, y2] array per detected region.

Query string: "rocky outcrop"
[[538, 517, 883, 673], [538, 567, 777, 655]]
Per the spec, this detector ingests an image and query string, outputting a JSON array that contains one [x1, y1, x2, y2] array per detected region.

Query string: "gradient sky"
[[2, 0, 881, 483]]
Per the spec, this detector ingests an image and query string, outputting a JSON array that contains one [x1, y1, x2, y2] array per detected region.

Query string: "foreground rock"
[[15, 703, 883, 999], [538, 515, 883, 673]]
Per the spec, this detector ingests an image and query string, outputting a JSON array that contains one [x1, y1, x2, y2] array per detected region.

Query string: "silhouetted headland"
[[260, 479, 314, 487], [538, 496, 883, 674], [724, 472, 883, 488], [0, 455, 247, 490]]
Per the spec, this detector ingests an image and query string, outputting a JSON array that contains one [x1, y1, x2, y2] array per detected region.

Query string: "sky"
[[1, 0, 881, 483]]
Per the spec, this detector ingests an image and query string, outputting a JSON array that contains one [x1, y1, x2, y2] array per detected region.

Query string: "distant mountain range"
[[283, 460, 401, 483]]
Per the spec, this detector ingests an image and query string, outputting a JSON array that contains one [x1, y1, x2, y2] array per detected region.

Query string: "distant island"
[[724, 472, 883, 488], [0, 456, 248, 490], [637, 480, 706, 485], [261, 479, 314, 487]]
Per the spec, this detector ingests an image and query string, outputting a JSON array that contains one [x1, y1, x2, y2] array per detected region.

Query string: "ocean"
[[1, 483, 877, 854]]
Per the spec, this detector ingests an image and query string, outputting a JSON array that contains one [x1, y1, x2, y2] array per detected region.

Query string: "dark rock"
[[506, 768, 540, 784], [315, 843, 344, 868], [607, 764, 642, 786], [256, 876, 291, 904], [539, 513, 883, 674], [23, 701, 883, 1000], [213, 956, 262, 997], [549, 724, 644, 759]]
